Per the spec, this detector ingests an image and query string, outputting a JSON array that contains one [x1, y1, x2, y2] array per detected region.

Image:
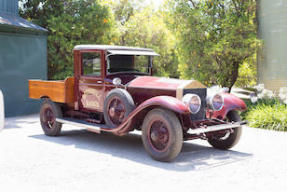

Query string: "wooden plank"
[[64, 77, 75, 105], [29, 77, 75, 106], [29, 80, 66, 103]]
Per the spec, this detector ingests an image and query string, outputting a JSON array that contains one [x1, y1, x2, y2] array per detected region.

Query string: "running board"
[[56, 118, 108, 133], [187, 123, 242, 135]]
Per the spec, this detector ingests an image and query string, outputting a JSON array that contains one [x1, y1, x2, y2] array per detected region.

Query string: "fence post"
[[0, 89, 4, 130]]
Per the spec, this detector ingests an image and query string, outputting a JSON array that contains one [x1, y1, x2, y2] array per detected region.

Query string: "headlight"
[[207, 93, 224, 111], [182, 94, 201, 114]]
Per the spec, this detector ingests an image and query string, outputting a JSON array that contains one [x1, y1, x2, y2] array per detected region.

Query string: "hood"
[[128, 76, 206, 100]]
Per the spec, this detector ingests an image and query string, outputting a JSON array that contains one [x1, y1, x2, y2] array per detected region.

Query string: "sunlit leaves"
[[111, 2, 179, 77], [167, 0, 261, 89]]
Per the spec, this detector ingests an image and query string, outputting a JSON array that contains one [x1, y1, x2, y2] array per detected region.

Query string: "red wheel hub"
[[149, 121, 169, 151], [107, 97, 126, 126]]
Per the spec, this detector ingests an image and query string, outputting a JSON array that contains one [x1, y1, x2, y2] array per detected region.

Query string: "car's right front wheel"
[[208, 110, 242, 149], [141, 108, 183, 162]]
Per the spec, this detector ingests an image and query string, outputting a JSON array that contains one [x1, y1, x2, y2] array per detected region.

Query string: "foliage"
[[244, 99, 287, 132], [240, 84, 287, 131], [103, 0, 179, 77], [102, 0, 144, 26], [119, 7, 179, 77], [166, 0, 261, 89], [19, 0, 261, 83], [235, 54, 257, 88], [20, 0, 117, 80]]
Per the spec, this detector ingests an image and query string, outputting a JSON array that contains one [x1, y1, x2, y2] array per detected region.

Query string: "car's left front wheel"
[[141, 108, 183, 162]]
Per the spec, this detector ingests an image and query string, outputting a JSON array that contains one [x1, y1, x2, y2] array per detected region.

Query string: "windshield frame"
[[106, 54, 153, 76]]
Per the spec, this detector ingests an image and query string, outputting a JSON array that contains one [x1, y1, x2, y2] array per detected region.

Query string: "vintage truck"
[[29, 45, 247, 162]]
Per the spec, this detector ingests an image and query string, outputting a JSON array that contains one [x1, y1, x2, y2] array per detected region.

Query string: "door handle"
[[96, 80, 103, 84]]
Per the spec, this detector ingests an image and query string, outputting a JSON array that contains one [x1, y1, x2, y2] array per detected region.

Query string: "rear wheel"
[[141, 108, 183, 162], [208, 110, 242, 149], [40, 99, 63, 136]]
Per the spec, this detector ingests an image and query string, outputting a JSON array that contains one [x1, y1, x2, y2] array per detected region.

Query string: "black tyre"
[[208, 110, 242, 149], [104, 88, 135, 128], [40, 99, 63, 136], [141, 108, 183, 162]]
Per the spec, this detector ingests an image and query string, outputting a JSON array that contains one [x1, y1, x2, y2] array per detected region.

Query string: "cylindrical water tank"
[[258, 0, 287, 92]]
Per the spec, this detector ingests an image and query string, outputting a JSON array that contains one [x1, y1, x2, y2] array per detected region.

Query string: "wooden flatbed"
[[29, 77, 74, 105]]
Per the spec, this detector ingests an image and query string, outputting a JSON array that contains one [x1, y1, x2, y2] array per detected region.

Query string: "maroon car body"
[[29, 45, 247, 162]]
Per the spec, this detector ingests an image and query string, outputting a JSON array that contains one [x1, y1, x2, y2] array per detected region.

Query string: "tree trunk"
[[228, 61, 240, 92]]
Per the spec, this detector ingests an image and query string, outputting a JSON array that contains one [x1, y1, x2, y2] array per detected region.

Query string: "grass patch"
[[241, 99, 287, 131]]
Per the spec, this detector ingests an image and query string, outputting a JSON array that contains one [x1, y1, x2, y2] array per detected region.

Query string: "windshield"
[[108, 55, 150, 74]]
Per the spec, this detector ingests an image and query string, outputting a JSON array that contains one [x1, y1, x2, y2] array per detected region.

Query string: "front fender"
[[137, 96, 190, 114], [103, 96, 190, 135], [212, 93, 247, 119]]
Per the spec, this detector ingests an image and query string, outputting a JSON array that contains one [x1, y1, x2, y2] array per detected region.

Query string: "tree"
[[167, 0, 261, 90], [103, 0, 179, 77], [102, 0, 144, 45], [20, 0, 117, 79], [122, 7, 178, 77]]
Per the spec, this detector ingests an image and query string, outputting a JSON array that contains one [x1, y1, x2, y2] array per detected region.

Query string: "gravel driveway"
[[0, 114, 287, 192]]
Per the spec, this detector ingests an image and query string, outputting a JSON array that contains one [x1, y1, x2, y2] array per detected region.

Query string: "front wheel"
[[208, 110, 242, 149], [141, 108, 183, 162]]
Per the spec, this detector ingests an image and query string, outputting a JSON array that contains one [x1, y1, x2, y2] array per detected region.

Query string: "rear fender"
[[103, 96, 190, 135], [211, 93, 247, 119]]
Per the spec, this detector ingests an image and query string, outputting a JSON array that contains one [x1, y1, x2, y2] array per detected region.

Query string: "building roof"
[[0, 12, 47, 35], [73, 45, 159, 56]]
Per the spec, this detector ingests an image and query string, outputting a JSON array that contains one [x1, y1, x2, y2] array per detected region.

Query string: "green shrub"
[[245, 99, 287, 131], [235, 54, 257, 88]]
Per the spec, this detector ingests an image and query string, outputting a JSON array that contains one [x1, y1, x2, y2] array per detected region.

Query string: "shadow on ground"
[[4, 115, 39, 129], [30, 128, 252, 172]]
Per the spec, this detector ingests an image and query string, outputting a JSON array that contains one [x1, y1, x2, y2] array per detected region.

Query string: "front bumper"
[[187, 121, 247, 135]]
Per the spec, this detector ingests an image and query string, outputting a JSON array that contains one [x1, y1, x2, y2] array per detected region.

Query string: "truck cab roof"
[[73, 45, 159, 56]]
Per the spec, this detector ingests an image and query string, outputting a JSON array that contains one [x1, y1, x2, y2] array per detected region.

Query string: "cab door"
[[78, 51, 105, 112]]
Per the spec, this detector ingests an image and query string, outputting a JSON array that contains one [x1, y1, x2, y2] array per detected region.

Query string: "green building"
[[0, 0, 47, 117], [258, 0, 287, 92]]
